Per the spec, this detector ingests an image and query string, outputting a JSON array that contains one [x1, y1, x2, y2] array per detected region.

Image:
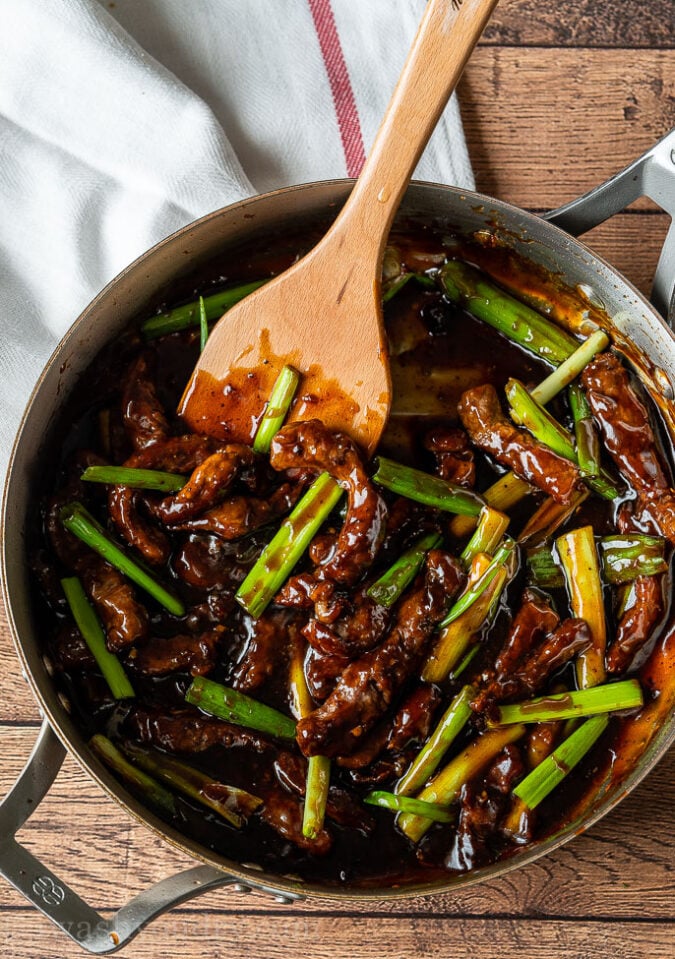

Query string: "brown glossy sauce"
[[181, 361, 361, 447], [31, 222, 675, 888]]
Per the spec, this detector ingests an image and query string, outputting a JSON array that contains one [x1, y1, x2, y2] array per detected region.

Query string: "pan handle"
[[544, 127, 675, 325], [0, 719, 301, 953]]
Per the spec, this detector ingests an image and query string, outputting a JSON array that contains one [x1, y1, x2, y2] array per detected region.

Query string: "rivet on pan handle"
[[545, 127, 675, 326], [0, 720, 302, 953]]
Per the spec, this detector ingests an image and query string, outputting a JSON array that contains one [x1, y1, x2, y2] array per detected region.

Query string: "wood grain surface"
[[1, 0, 674, 956]]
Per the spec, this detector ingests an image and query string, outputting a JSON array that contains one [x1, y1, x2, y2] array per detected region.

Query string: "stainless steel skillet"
[[1, 129, 674, 953]]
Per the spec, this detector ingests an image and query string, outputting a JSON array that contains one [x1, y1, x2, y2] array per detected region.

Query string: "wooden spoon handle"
[[328, 0, 499, 260]]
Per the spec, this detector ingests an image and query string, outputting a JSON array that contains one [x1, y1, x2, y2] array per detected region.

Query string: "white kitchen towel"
[[0, 0, 474, 482]]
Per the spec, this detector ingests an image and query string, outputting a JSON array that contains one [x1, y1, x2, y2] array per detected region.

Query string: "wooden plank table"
[[1, 1, 674, 956]]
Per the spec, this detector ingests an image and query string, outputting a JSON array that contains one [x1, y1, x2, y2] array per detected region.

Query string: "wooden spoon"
[[180, 0, 499, 456]]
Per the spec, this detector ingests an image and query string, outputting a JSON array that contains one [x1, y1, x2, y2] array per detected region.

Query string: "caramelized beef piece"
[[277, 574, 347, 626], [274, 752, 375, 834], [153, 446, 259, 524], [386, 682, 441, 754], [232, 614, 294, 692], [473, 590, 559, 711], [184, 593, 237, 632], [581, 352, 669, 491], [270, 420, 386, 585], [50, 624, 96, 670], [304, 647, 351, 701], [130, 628, 223, 676], [326, 590, 391, 655], [109, 435, 222, 563], [485, 743, 525, 794], [582, 353, 675, 543], [344, 684, 443, 785], [526, 719, 564, 769], [302, 587, 391, 658], [121, 352, 170, 451], [515, 618, 591, 695], [296, 550, 464, 758], [446, 746, 524, 872], [308, 532, 338, 566], [458, 384, 583, 504], [128, 707, 273, 753], [259, 780, 332, 854], [337, 683, 440, 771], [123, 434, 221, 473], [479, 618, 591, 720], [494, 589, 559, 678], [173, 535, 248, 591], [606, 574, 665, 673], [275, 572, 317, 609], [632, 491, 675, 545], [302, 620, 347, 656], [335, 721, 392, 770], [83, 561, 150, 651], [47, 492, 149, 650], [445, 783, 503, 872], [424, 426, 476, 488], [108, 485, 171, 566], [173, 483, 303, 540]]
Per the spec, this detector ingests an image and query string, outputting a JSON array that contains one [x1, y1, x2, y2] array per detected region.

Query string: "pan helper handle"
[[545, 127, 675, 325], [0, 720, 301, 954]]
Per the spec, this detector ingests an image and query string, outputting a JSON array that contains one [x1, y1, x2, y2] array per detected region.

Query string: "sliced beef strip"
[[296, 550, 464, 758], [581, 352, 670, 492], [304, 647, 351, 702], [152, 446, 260, 525], [108, 482, 171, 566], [526, 718, 565, 770], [172, 483, 303, 540], [337, 682, 441, 771], [121, 352, 170, 451], [275, 574, 347, 625], [275, 572, 317, 609], [82, 562, 150, 652], [47, 491, 149, 650], [424, 426, 476, 488], [274, 751, 375, 834], [478, 618, 591, 720], [172, 534, 249, 591], [445, 745, 525, 872], [581, 352, 675, 544], [258, 779, 332, 855], [270, 419, 387, 585], [302, 587, 391, 659], [631, 491, 675, 546], [50, 623, 96, 670], [129, 628, 224, 677], [494, 589, 560, 678], [606, 574, 665, 674], [109, 435, 222, 563], [514, 618, 591, 695], [386, 682, 442, 754], [485, 743, 525, 795], [127, 707, 273, 753], [232, 613, 295, 693], [472, 590, 559, 712], [458, 384, 583, 504]]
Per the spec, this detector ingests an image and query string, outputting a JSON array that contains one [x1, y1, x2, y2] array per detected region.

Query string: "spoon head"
[[179, 255, 392, 458]]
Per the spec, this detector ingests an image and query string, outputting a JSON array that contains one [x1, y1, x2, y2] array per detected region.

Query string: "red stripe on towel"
[[308, 0, 366, 176]]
